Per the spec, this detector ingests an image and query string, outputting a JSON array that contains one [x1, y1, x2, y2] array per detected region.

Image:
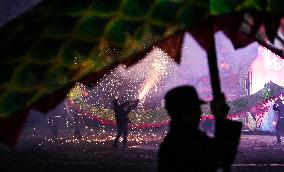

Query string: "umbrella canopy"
[[0, 0, 283, 147]]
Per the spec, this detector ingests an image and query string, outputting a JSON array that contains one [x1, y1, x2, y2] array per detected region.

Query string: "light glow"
[[251, 46, 284, 94], [138, 48, 172, 102]]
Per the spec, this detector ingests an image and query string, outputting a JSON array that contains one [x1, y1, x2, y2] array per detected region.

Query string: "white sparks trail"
[[138, 48, 173, 103]]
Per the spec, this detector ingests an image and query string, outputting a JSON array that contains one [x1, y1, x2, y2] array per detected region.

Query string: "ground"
[[2, 130, 284, 172]]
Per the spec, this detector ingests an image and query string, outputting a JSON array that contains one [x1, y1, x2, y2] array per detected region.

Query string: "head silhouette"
[[165, 86, 205, 127]]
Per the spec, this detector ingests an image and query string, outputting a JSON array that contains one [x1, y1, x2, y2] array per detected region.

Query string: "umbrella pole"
[[207, 26, 237, 172], [207, 36, 221, 98]]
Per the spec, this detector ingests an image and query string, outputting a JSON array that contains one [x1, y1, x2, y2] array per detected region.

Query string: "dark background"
[[0, 0, 41, 26]]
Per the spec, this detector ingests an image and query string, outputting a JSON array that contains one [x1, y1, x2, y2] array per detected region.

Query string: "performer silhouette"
[[112, 98, 138, 148], [273, 97, 284, 144]]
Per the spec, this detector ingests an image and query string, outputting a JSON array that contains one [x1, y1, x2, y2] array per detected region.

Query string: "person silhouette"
[[158, 86, 242, 172], [273, 97, 284, 144], [112, 98, 139, 148]]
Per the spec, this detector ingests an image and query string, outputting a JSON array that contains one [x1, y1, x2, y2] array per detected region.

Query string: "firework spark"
[[138, 48, 174, 103]]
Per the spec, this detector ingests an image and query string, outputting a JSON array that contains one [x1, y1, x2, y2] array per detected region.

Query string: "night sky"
[[0, 0, 41, 26]]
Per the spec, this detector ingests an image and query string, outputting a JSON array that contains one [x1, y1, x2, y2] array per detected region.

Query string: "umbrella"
[[0, 0, 283, 147]]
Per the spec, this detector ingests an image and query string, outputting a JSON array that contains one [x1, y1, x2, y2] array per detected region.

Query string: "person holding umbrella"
[[158, 85, 242, 172]]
